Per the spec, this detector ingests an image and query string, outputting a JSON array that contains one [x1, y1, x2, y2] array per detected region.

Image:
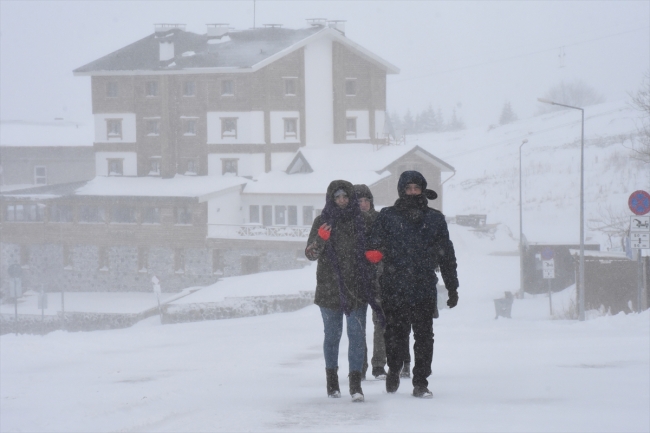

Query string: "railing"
[[374, 132, 406, 151], [208, 224, 310, 240]]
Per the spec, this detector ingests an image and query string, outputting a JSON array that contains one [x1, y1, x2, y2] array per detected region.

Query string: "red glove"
[[365, 250, 383, 263], [318, 226, 331, 240]]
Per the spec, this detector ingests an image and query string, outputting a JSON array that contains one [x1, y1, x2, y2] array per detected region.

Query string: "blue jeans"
[[320, 305, 368, 372]]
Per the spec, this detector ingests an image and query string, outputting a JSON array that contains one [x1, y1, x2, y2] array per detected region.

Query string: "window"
[[138, 247, 148, 271], [183, 81, 196, 97], [34, 166, 47, 185], [183, 119, 197, 136], [302, 206, 314, 226], [212, 249, 224, 274], [222, 159, 238, 175], [176, 207, 193, 225], [284, 118, 298, 139], [284, 78, 297, 96], [288, 206, 298, 226], [142, 207, 161, 224], [262, 205, 272, 226], [106, 119, 122, 139], [79, 206, 105, 223], [106, 81, 118, 97], [221, 80, 234, 96], [174, 248, 185, 272], [110, 206, 136, 223], [275, 206, 286, 225], [49, 204, 73, 222], [345, 78, 357, 96], [346, 117, 357, 138], [249, 205, 260, 223], [6, 204, 44, 222], [108, 159, 123, 176], [149, 158, 161, 176], [146, 119, 160, 136], [145, 81, 158, 97], [221, 118, 237, 138], [185, 159, 198, 175], [98, 247, 108, 270]]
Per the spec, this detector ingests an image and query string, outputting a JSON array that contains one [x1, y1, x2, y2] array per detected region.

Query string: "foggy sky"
[[1, 0, 648, 129]]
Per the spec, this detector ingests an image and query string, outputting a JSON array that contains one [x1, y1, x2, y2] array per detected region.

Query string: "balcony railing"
[[208, 224, 310, 240]]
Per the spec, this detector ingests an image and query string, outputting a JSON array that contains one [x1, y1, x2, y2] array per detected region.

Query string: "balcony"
[[208, 224, 310, 241]]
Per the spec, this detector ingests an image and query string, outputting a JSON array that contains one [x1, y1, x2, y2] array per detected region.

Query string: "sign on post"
[[542, 259, 555, 279], [630, 215, 650, 249], [629, 190, 650, 216]]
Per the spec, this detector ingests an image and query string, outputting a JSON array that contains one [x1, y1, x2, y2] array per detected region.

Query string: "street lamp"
[[519, 138, 528, 299], [537, 98, 585, 321]]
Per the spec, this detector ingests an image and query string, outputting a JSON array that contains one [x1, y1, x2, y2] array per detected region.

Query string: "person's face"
[[405, 183, 422, 196], [335, 194, 349, 208], [358, 197, 371, 212]]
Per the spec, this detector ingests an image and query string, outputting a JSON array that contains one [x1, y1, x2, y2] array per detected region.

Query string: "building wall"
[[304, 37, 334, 146], [0, 147, 95, 187]]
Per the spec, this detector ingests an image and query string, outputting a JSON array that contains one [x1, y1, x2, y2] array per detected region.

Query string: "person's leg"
[[346, 305, 368, 373], [410, 300, 435, 389], [371, 309, 387, 371], [320, 307, 344, 369], [383, 305, 409, 374]]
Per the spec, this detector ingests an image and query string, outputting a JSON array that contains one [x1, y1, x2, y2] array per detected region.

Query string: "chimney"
[[327, 20, 346, 35], [206, 23, 229, 38], [154, 24, 185, 62]]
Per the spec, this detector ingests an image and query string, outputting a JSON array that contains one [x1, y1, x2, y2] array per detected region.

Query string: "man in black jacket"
[[366, 171, 459, 398]]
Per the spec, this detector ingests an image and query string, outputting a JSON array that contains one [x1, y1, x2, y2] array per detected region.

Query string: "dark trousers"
[[384, 299, 435, 387]]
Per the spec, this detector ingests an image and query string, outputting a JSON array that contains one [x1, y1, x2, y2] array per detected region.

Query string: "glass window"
[[106, 119, 122, 139], [346, 118, 357, 137], [108, 159, 123, 176], [111, 206, 136, 223], [106, 81, 118, 97], [222, 159, 238, 175], [34, 166, 47, 184], [176, 207, 193, 225], [221, 118, 237, 138], [79, 206, 105, 223], [284, 78, 296, 96], [275, 206, 286, 225], [302, 206, 314, 226], [183, 119, 197, 135], [288, 206, 297, 226], [249, 205, 260, 223], [145, 81, 158, 97], [183, 81, 196, 96], [146, 119, 160, 135], [142, 207, 161, 224], [149, 158, 161, 176], [50, 204, 73, 222], [221, 80, 234, 96], [284, 118, 297, 138], [185, 160, 198, 175], [345, 78, 357, 96]]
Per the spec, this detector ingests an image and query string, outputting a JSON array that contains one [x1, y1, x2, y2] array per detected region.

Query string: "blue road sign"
[[629, 190, 650, 216]]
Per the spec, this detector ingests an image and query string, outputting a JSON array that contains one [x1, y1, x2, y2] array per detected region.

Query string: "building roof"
[[0, 120, 93, 147], [73, 25, 399, 75], [243, 170, 391, 195]]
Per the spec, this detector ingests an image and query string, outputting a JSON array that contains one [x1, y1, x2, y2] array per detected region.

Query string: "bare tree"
[[587, 205, 631, 251], [536, 79, 605, 114], [628, 70, 650, 164]]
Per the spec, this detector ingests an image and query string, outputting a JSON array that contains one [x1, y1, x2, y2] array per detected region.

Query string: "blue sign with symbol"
[[629, 190, 650, 216], [541, 247, 554, 260]]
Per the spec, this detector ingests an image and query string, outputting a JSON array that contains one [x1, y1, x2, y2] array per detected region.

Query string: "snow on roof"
[[75, 175, 248, 199], [0, 119, 93, 147], [243, 170, 390, 195]]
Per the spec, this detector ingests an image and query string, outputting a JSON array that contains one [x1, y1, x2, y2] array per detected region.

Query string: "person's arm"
[[435, 220, 459, 307], [305, 216, 327, 261], [367, 210, 387, 251]]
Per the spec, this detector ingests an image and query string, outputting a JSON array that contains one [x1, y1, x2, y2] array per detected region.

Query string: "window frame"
[[175, 206, 193, 225], [145, 118, 160, 136], [288, 205, 298, 226], [284, 77, 297, 96], [183, 80, 196, 97], [145, 80, 158, 97], [106, 118, 123, 140], [185, 159, 198, 175], [283, 118, 298, 139], [107, 159, 124, 176], [49, 203, 73, 223], [249, 205, 260, 224], [346, 117, 357, 138], [106, 81, 118, 98], [34, 166, 47, 185], [221, 158, 238, 175], [78, 205, 106, 224], [110, 205, 137, 224], [221, 117, 238, 139], [302, 206, 314, 226], [182, 118, 197, 136], [345, 78, 357, 96], [148, 157, 161, 176], [141, 206, 161, 224], [275, 205, 287, 225], [221, 79, 234, 96]]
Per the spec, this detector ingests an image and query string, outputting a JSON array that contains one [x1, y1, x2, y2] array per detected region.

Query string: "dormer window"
[[345, 78, 357, 96], [221, 80, 234, 96]]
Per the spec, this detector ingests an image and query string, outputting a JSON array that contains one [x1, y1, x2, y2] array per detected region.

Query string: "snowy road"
[[1, 226, 649, 432]]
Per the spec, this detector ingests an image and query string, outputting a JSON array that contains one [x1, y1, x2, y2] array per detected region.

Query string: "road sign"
[[628, 190, 650, 215], [631, 232, 650, 249], [541, 247, 554, 260], [630, 216, 650, 232], [630, 215, 650, 249], [542, 259, 555, 279]]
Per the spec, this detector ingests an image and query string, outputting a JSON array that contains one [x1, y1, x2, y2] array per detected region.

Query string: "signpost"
[[628, 191, 650, 313], [541, 248, 555, 316], [152, 275, 162, 319]]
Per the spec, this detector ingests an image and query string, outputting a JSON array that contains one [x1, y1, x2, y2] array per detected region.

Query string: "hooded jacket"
[[305, 180, 373, 312], [368, 171, 459, 307], [353, 184, 379, 221]]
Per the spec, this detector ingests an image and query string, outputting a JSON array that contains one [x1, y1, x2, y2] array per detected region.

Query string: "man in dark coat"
[[354, 184, 388, 380], [366, 171, 459, 398], [305, 180, 378, 402]]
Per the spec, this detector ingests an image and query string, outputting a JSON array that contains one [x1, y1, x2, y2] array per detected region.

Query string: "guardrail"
[[208, 224, 310, 240]]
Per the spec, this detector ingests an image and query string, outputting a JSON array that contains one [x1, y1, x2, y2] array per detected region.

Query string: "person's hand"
[[447, 289, 458, 308], [318, 223, 331, 240], [365, 250, 383, 263]]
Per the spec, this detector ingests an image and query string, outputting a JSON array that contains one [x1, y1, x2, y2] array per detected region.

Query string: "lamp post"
[[519, 138, 528, 299], [537, 98, 585, 321]]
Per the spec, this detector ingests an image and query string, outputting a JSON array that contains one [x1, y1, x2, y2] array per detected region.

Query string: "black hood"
[[326, 179, 355, 201], [397, 171, 438, 200], [353, 184, 375, 211]]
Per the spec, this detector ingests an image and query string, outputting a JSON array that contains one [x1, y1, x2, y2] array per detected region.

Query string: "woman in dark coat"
[[305, 180, 380, 402]]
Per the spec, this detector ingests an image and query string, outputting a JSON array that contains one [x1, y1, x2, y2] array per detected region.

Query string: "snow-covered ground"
[[1, 224, 648, 432]]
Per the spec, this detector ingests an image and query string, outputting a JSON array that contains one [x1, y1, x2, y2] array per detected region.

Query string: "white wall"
[[346, 110, 370, 140], [242, 193, 324, 226], [270, 111, 300, 143], [375, 110, 386, 138], [207, 153, 265, 177], [304, 37, 334, 146], [207, 189, 243, 225], [206, 111, 264, 144], [95, 152, 137, 176], [271, 152, 296, 171], [94, 113, 136, 143]]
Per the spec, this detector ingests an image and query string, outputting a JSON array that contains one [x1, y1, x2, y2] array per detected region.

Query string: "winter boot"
[[348, 371, 364, 402], [400, 362, 411, 378], [372, 366, 387, 379], [386, 369, 400, 393], [326, 368, 341, 398], [413, 385, 433, 399]]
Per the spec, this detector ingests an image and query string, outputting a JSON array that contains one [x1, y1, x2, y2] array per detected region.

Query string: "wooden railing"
[[208, 224, 310, 240]]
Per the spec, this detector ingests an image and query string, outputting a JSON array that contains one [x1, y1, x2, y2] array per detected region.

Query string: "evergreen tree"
[[436, 108, 445, 131], [499, 101, 518, 125], [403, 109, 414, 134], [448, 108, 465, 131]]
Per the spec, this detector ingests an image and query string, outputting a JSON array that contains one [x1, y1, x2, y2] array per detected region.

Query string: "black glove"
[[447, 289, 459, 308]]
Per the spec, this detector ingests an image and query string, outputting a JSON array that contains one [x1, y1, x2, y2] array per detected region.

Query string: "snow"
[[244, 170, 391, 194], [0, 119, 93, 147]]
